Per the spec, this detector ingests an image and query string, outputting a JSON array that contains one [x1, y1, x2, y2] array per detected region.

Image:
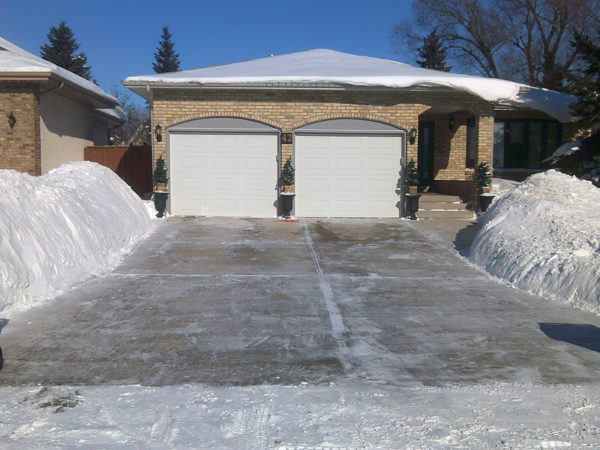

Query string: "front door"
[[418, 121, 435, 187]]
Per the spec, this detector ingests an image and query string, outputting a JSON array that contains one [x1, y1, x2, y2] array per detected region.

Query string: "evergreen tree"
[[153, 27, 180, 73], [405, 159, 419, 186], [477, 161, 492, 187], [280, 158, 295, 186], [40, 21, 92, 80], [549, 30, 600, 187], [154, 155, 168, 185], [570, 31, 600, 128], [416, 29, 451, 72]]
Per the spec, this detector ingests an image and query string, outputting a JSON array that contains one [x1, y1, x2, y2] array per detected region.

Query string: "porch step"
[[417, 193, 475, 220]]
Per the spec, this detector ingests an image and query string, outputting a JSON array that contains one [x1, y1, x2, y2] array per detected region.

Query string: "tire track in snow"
[[302, 220, 347, 340], [150, 408, 178, 447], [231, 404, 270, 449]]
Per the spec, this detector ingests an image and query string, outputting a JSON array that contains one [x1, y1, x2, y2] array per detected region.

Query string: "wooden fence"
[[84, 144, 152, 198]]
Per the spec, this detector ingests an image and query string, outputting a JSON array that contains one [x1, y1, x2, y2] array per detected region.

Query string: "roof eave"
[[49, 73, 118, 108], [0, 71, 52, 81], [123, 80, 456, 97]]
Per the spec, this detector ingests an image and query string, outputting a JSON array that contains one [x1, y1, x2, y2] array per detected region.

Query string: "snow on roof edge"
[[123, 49, 578, 122], [0, 36, 118, 106]]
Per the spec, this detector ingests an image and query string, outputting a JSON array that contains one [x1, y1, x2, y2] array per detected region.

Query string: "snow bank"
[[491, 177, 519, 199], [0, 162, 152, 312], [470, 170, 600, 313]]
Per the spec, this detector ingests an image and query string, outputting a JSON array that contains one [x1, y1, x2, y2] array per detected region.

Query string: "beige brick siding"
[[0, 82, 41, 175], [151, 89, 493, 174]]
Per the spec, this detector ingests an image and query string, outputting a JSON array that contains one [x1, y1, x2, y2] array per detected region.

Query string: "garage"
[[168, 118, 279, 217], [294, 119, 404, 218]]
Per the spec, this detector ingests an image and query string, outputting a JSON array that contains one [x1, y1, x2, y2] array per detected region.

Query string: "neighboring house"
[[123, 49, 579, 218], [0, 37, 125, 176]]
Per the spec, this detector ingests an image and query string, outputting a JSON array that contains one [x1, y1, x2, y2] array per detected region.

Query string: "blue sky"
[[1, 0, 415, 103]]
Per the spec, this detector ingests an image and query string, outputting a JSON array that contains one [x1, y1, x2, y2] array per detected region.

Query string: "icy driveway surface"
[[2, 217, 600, 386], [4, 217, 600, 446]]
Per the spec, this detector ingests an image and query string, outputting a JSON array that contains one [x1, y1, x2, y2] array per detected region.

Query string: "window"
[[493, 119, 561, 169], [466, 118, 477, 168]]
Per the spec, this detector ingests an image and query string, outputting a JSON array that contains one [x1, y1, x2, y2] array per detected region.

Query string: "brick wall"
[[151, 88, 492, 170], [0, 82, 41, 175]]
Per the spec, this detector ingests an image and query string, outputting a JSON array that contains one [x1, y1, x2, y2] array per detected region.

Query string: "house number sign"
[[281, 133, 293, 144]]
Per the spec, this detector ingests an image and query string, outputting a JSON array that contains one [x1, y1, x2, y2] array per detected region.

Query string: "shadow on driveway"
[[453, 222, 482, 257], [540, 323, 600, 353], [0, 318, 7, 371]]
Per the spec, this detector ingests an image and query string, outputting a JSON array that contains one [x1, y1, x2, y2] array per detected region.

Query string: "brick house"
[[123, 49, 579, 218], [0, 37, 125, 176]]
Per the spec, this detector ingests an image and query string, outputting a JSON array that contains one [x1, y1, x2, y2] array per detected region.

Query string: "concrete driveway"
[[2, 218, 600, 387]]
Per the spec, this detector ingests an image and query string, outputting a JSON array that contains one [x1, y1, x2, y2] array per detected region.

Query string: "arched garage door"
[[168, 118, 279, 217], [294, 119, 404, 218]]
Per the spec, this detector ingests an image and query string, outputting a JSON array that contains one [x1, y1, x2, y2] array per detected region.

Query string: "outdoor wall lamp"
[[155, 124, 162, 142], [8, 112, 16, 129], [448, 116, 455, 131], [408, 127, 417, 145]]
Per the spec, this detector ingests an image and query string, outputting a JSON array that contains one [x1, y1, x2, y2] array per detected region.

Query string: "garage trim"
[[169, 116, 280, 135], [295, 118, 406, 136]]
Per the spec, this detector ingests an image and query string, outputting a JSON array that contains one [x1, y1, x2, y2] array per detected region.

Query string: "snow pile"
[[470, 170, 600, 313], [491, 177, 519, 199], [0, 162, 152, 311]]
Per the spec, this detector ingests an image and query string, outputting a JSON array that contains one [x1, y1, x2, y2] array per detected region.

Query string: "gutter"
[[39, 79, 64, 96]]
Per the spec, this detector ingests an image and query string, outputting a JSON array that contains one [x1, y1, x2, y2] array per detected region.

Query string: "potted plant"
[[404, 159, 420, 219], [476, 161, 494, 212], [154, 155, 168, 191], [279, 157, 295, 218], [405, 159, 419, 195], [280, 157, 295, 193], [153, 155, 169, 218]]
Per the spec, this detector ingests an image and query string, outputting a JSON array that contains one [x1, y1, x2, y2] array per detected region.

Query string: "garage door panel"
[[242, 178, 273, 192], [244, 156, 271, 170], [338, 137, 361, 150], [336, 158, 362, 171], [303, 157, 330, 171], [367, 178, 395, 192], [368, 157, 396, 171], [170, 133, 277, 217], [296, 134, 402, 218], [303, 177, 330, 192], [335, 178, 361, 192]]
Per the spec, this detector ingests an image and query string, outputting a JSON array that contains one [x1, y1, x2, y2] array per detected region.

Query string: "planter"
[[481, 186, 492, 194], [404, 193, 421, 220], [153, 191, 169, 218], [478, 193, 495, 212], [408, 185, 418, 195], [280, 192, 295, 218]]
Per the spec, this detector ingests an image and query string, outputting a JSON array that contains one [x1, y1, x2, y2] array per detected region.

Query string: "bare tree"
[[392, 0, 600, 90], [110, 86, 149, 145]]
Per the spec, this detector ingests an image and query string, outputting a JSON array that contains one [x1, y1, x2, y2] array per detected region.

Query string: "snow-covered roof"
[[96, 105, 128, 123], [123, 49, 577, 122], [0, 36, 123, 122]]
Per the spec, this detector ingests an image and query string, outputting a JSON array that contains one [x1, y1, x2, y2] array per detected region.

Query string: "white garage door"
[[295, 121, 403, 218], [169, 119, 278, 217]]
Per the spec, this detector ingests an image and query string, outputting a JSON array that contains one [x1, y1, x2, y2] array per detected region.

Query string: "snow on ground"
[[0, 162, 153, 312], [471, 170, 600, 313], [1, 382, 600, 447]]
